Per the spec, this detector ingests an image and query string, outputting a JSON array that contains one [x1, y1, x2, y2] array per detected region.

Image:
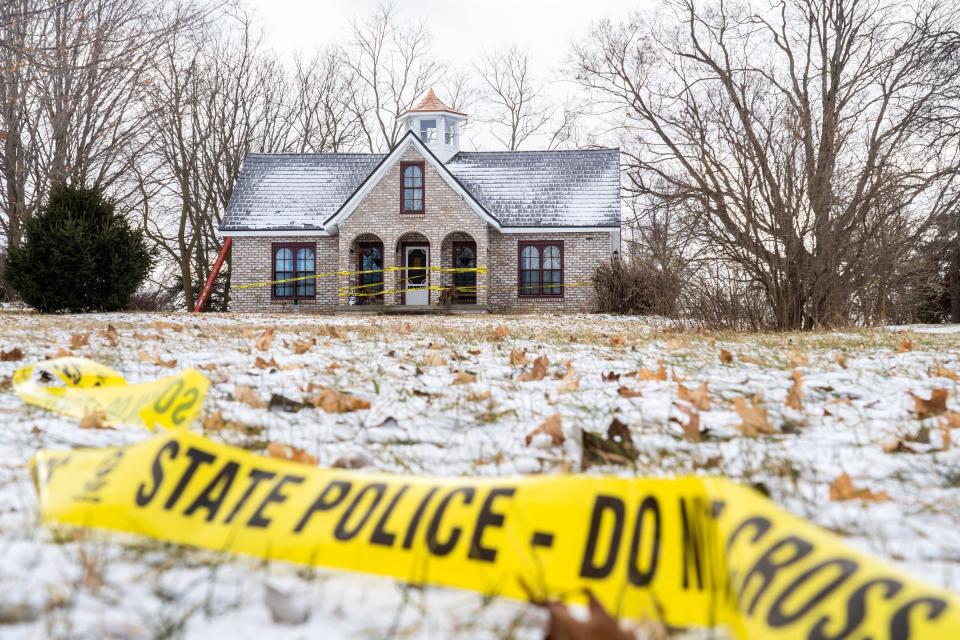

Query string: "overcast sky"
[[247, 0, 646, 149]]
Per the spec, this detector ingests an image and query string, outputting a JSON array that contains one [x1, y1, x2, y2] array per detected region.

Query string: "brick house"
[[220, 89, 620, 312]]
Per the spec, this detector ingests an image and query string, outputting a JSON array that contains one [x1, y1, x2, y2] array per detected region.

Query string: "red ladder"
[[193, 237, 232, 312]]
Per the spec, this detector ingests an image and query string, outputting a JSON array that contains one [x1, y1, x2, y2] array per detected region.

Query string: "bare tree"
[[573, 0, 960, 329], [474, 45, 551, 151], [345, 1, 442, 152]]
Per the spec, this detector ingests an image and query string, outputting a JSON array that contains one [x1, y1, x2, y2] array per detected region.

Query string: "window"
[[419, 119, 437, 142], [272, 243, 315, 299], [445, 122, 458, 145], [401, 162, 424, 214], [518, 241, 563, 297]]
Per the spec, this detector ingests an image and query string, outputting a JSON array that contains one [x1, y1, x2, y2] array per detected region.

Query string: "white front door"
[[404, 245, 429, 305]]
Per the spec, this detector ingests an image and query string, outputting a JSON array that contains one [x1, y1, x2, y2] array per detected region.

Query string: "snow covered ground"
[[1, 310, 960, 638]]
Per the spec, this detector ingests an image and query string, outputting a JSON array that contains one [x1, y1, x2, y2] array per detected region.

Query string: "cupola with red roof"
[[399, 88, 467, 163]]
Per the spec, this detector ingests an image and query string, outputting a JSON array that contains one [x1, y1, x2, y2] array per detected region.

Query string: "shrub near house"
[[222, 89, 621, 313], [4, 184, 152, 313]]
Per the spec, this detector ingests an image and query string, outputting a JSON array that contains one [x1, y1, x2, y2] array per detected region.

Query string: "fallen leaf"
[[309, 387, 371, 413], [834, 352, 848, 369], [267, 442, 317, 466], [582, 417, 639, 469], [786, 349, 808, 368], [291, 338, 316, 355], [883, 439, 918, 454], [235, 385, 267, 409], [79, 410, 110, 429], [467, 389, 492, 402], [543, 591, 637, 640], [255, 327, 275, 351], [493, 325, 509, 340], [601, 371, 621, 382], [104, 323, 119, 347], [525, 413, 564, 446], [617, 386, 643, 398], [509, 348, 527, 366], [734, 396, 776, 436], [672, 404, 702, 443], [829, 472, 889, 502], [0, 347, 23, 361], [929, 362, 960, 381], [255, 356, 279, 370], [635, 364, 667, 381], [719, 349, 733, 364], [909, 388, 948, 419], [69, 333, 90, 349], [518, 354, 549, 382], [452, 371, 476, 385], [677, 381, 710, 411], [138, 350, 177, 368], [268, 394, 310, 413], [321, 325, 344, 340], [739, 354, 764, 366], [557, 361, 579, 393], [421, 349, 446, 367], [785, 370, 803, 411], [608, 334, 627, 347], [898, 337, 913, 353]]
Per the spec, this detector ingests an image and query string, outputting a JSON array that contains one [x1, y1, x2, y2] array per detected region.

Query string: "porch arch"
[[440, 231, 479, 304], [349, 232, 385, 305]]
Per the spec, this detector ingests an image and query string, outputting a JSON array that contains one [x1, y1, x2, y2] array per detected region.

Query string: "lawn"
[[1, 310, 959, 638]]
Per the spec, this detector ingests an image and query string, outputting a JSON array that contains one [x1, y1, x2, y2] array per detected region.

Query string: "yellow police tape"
[[234, 265, 488, 291], [19, 359, 960, 638], [13, 357, 209, 430]]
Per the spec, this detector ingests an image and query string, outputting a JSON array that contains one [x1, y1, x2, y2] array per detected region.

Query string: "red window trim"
[[400, 161, 425, 215], [271, 242, 317, 300], [517, 240, 564, 298]]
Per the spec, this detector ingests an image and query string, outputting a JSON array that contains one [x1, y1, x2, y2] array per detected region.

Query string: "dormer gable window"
[[419, 119, 437, 143]]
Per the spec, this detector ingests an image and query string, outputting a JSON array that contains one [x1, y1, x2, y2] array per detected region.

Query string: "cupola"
[[399, 88, 466, 163]]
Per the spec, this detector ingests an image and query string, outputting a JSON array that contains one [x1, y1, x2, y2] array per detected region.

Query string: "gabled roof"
[[219, 135, 621, 233], [402, 87, 466, 116]]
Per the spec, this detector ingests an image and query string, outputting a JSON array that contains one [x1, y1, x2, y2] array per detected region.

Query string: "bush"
[[594, 256, 682, 316], [4, 183, 152, 313]]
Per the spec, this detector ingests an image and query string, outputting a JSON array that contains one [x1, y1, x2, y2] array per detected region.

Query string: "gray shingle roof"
[[220, 147, 619, 231]]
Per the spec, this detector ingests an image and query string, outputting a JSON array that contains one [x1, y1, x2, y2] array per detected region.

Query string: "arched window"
[[272, 243, 316, 299], [401, 162, 424, 214], [518, 241, 563, 297]]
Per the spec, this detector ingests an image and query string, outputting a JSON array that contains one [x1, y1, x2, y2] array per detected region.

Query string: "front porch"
[[338, 303, 489, 315]]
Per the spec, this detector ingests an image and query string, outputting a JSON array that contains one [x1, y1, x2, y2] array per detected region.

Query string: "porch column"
[[383, 235, 398, 305], [430, 238, 443, 306], [476, 236, 489, 307]]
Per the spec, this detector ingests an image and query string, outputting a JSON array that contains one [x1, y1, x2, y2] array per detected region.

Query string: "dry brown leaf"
[[310, 387, 371, 413], [235, 385, 267, 409], [509, 348, 527, 366], [739, 354, 764, 366], [581, 417, 639, 469], [321, 325, 344, 339], [608, 334, 627, 347], [945, 411, 960, 429], [785, 370, 804, 411], [829, 472, 889, 502], [929, 362, 960, 381], [0, 346, 23, 361], [910, 388, 948, 419], [255, 327, 275, 351], [421, 349, 446, 367], [79, 410, 110, 429], [467, 389, 492, 402], [617, 386, 643, 398], [138, 350, 177, 368], [673, 404, 702, 443], [255, 356, 279, 370], [104, 323, 119, 347], [557, 361, 580, 393], [636, 364, 667, 381], [834, 352, 848, 369], [493, 325, 510, 340], [786, 349, 809, 368], [53, 347, 72, 358], [883, 439, 918, 454], [602, 371, 621, 382], [543, 592, 637, 640], [677, 381, 710, 411], [267, 442, 318, 466], [719, 349, 733, 364], [452, 371, 476, 385], [292, 338, 316, 355], [70, 333, 90, 349], [898, 337, 913, 352], [525, 413, 564, 446], [734, 396, 776, 436], [517, 354, 549, 382]]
